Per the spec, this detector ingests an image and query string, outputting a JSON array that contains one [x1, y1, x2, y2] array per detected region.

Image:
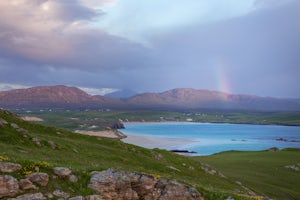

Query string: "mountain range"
[[0, 85, 299, 111]]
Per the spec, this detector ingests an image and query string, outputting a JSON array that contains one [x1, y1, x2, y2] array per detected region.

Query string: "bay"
[[121, 123, 300, 155]]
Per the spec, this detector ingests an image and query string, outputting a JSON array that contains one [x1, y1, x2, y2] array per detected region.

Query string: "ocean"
[[121, 123, 300, 155]]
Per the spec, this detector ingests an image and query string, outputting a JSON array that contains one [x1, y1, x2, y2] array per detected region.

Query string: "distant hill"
[[125, 88, 300, 111], [105, 89, 137, 98], [1, 85, 300, 111], [0, 85, 115, 109]]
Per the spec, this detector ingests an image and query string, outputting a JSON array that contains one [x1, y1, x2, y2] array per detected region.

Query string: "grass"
[[194, 149, 300, 199], [1, 109, 299, 199], [0, 109, 256, 199]]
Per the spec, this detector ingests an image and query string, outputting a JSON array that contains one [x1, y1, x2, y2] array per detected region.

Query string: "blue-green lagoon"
[[121, 123, 300, 155]]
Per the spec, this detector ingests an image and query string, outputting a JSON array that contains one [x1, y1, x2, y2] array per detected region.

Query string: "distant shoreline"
[[123, 121, 300, 127]]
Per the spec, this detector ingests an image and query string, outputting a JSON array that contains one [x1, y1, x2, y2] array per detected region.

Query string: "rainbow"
[[214, 58, 232, 97]]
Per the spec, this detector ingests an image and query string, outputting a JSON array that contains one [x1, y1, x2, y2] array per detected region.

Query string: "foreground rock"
[[8, 192, 46, 200], [85, 195, 104, 200], [0, 118, 8, 126], [53, 167, 72, 178], [89, 169, 203, 200], [18, 179, 37, 190], [26, 173, 49, 186], [0, 175, 19, 198], [53, 189, 70, 199], [0, 161, 202, 200], [0, 162, 22, 173]]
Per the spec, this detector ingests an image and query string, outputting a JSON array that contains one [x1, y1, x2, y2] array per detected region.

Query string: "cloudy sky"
[[0, 0, 299, 98]]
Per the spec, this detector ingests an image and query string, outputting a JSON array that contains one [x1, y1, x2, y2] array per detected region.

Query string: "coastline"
[[123, 121, 300, 127], [119, 122, 300, 155]]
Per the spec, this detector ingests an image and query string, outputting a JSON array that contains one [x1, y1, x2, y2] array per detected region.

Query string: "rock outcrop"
[[0, 161, 203, 200], [69, 196, 85, 200], [0, 175, 19, 198], [88, 169, 203, 200], [0, 118, 8, 126], [85, 195, 104, 200], [18, 179, 37, 190], [110, 121, 125, 129], [26, 173, 49, 186], [53, 189, 70, 199], [53, 167, 72, 178], [0, 162, 22, 173], [8, 192, 46, 200]]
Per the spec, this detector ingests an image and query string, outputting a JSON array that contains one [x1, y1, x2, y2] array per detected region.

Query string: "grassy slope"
[[194, 150, 300, 200], [0, 110, 255, 200], [1, 110, 299, 199]]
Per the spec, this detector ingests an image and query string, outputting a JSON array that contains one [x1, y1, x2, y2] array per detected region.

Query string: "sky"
[[0, 0, 299, 98]]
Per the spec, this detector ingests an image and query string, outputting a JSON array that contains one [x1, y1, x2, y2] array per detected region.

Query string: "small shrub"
[[0, 155, 10, 162]]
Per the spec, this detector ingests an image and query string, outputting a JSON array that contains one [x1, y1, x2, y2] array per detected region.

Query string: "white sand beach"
[[121, 133, 195, 150]]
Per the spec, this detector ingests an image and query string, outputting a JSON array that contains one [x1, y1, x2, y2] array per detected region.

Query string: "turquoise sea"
[[121, 123, 300, 155]]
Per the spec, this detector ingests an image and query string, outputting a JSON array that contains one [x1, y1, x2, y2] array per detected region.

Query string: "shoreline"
[[123, 121, 300, 127]]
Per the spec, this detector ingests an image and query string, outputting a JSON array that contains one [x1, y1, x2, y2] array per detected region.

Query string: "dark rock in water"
[[89, 169, 203, 200], [290, 140, 300, 142], [170, 150, 197, 154], [110, 121, 125, 129], [267, 147, 280, 152], [276, 138, 287, 142], [275, 138, 300, 143]]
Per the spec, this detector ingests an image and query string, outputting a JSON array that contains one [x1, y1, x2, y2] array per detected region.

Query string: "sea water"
[[121, 123, 300, 155]]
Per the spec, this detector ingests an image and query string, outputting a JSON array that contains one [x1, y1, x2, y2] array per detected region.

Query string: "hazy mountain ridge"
[[126, 88, 300, 111], [0, 85, 299, 111]]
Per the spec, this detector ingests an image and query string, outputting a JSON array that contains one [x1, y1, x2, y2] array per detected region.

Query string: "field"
[[14, 109, 300, 131], [194, 149, 300, 199]]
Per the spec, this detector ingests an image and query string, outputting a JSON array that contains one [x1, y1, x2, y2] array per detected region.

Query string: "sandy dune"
[[21, 116, 44, 122]]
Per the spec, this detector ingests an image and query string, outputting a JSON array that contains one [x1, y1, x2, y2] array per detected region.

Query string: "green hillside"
[[194, 149, 300, 199], [1, 109, 299, 199]]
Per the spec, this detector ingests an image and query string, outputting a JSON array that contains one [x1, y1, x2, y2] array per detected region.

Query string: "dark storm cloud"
[[146, 0, 300, 97], [0, 1, 152, 75]]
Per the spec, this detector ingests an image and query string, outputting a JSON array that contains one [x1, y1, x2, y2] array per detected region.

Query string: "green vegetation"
[[1, 109, 299, 199], [15, 109, 300, 131], [194, 149, 300, 199], [0, 110, 255, 199]]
